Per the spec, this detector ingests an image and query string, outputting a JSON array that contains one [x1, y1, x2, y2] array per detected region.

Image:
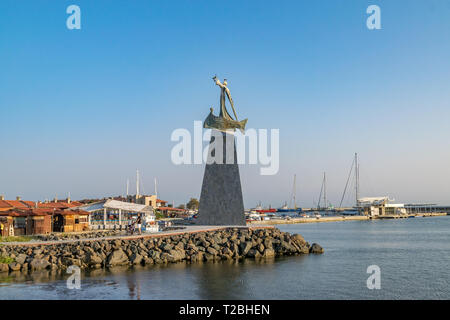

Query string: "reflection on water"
[[1, 216, 450, 299]]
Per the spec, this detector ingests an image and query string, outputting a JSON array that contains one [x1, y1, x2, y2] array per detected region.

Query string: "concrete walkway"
[[1, 225, 274, 247]]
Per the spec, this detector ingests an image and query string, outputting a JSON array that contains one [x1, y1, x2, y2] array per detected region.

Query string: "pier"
[[248, 212, 448, 225], [375, 212, 447, 219], [405, 204, 450, 214]]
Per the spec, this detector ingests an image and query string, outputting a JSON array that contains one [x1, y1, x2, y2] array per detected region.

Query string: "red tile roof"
[[0, 200, 13, 209], [37, 202, 78, 209], [0, 208, 90, 217], [0, 200, 34, 209], [0, 199, 85, 211]]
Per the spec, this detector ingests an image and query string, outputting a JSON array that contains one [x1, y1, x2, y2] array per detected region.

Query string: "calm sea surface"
[[1, 216, 450, 299]]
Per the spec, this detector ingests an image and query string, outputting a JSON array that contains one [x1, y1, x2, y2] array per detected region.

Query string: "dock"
[[248, 212, 448, 225], [248, 215, 370, 225], [375, 212, 447, 219]]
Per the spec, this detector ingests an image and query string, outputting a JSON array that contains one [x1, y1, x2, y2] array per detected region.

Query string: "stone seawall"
[[0, 227, 323, 273]]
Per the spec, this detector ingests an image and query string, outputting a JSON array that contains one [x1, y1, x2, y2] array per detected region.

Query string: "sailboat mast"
[[317, 173, 324, 210], [136, 169, 140, 198], [355, 153, 359, 207], [293, 174, 297, 210], [323, 172, 327, 210]]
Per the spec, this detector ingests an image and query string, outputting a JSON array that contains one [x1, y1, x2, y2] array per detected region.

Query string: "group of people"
[[127, 214, 143, 235]]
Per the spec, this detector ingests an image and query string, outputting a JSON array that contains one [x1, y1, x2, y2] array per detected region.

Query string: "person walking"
[[136, 215, 142, 235], [128, 218, 133, 235]]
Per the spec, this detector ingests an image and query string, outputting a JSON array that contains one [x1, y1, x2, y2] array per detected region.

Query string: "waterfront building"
[[358, 197, 407, 216], [157, 206, 187, 218], [0, 197, 90, 235], [75, 199, 158, 232], [124, 194, 168, 208], [0, 208, 90, 236], [0, 196, 83, 211]]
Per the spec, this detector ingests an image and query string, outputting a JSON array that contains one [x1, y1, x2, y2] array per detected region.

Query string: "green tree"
[[186, 198, 199, 210], [177, 204, 185, 209]]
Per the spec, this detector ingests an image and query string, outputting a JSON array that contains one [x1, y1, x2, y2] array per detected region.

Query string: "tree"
[[186, 198, 199, 210], [177, 204, 185, 210]]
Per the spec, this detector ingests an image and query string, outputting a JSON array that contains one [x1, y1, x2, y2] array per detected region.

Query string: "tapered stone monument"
[[197, 76, 247, 226]]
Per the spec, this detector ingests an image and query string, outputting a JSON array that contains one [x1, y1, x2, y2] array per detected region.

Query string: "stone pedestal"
[[197, 131, 246, 226]]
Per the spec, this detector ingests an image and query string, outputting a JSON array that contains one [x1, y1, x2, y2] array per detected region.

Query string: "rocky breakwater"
[[0, 227, 323, 273]]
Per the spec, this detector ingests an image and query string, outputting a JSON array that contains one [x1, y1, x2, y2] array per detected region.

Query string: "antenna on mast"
[[154, 178, 158, 199]]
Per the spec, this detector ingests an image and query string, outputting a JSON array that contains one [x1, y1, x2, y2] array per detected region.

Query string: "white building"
[[74, 199, 158, 232], [358, 197, 407, 216]]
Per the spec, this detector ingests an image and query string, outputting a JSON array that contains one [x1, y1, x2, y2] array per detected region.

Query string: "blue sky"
[[1, 0, 450, 207]]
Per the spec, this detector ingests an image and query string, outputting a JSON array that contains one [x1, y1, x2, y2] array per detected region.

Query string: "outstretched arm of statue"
[[213, 76, 225, 88]]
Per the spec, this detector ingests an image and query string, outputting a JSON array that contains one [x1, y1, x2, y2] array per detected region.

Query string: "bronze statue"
[[203, 76, 248, 133]]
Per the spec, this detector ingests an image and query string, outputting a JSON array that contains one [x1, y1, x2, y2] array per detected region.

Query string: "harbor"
[[2, 0, 450, 304], [2, 216, 450, 300]]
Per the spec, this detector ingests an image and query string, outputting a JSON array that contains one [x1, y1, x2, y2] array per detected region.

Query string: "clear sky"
[[1, 0, 450, 208]]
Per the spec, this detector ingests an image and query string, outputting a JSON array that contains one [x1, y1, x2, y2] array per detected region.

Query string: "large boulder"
[[8, 262, 21, 272], [143, 257, 154, 265], [247, 249, 261, 258], [15, 253, 28, 265], [174, 242, 185, 251], [206, 247, 218, 256], [263, 248, 275, 258], [310, 243, 324, 254], [167, 250, 185, 262], [190, 252, 203, 262], [291, 234, 306, 245], [84, 252, 103, 266], [161, 243, 173, 252], [30, 258, 51, 271], [0, 263, 8, 273], [239, 241, 252, 255], [62, 257, 82, 267], [106, 249, 129, 266], [130, 253, 143, 265], [148, 250, 160, 260]]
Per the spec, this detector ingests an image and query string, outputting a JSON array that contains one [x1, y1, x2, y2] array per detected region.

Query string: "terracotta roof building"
[[0, 197, 90, 236]]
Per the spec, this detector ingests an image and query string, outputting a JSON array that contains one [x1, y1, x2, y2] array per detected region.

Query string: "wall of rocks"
[[0, 227, 323, 273]]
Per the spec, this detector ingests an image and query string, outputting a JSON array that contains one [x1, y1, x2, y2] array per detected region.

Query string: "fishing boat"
[[251, 202, 277, 214], [255, 207, 277, 214], [277, 202, 290, 212]]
